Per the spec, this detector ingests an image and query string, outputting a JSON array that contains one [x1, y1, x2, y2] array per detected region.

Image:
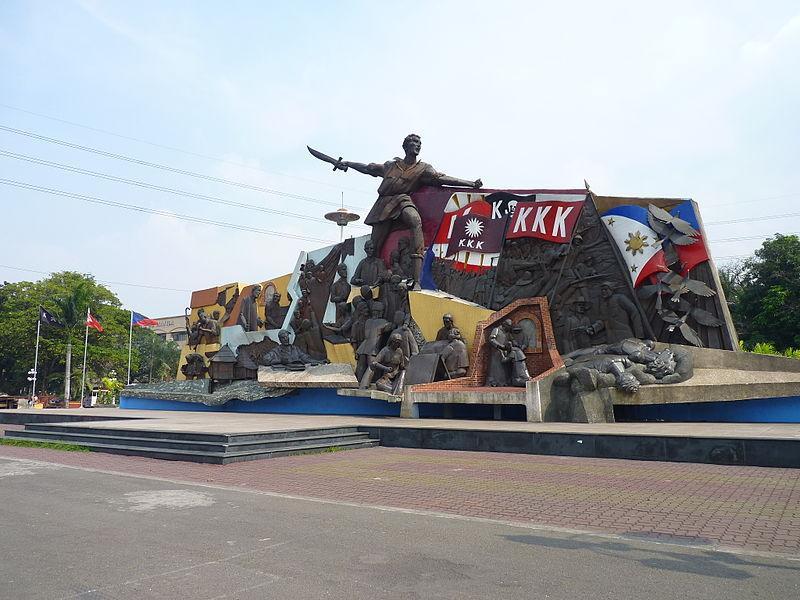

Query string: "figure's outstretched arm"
[[438, 175, 483, 189], [343, 161, 385, 177]]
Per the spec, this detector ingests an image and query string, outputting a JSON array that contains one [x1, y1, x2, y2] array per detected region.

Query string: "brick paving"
[[0, 439, 799, 556]]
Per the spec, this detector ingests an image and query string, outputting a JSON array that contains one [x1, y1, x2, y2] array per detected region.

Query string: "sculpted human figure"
[[260, 329, 319, 368], [360, 332, 408, 393], [238, 284, 263, 332], [436, 313, 456, 341], [507, 325, 531, 387], [382, 274, 409, 321], [355, 301, 393, 380], [441, 327, 469, 378], [589, 282, 644, 343], [329, 263, 352, 326], [351, 240, 387, 287], [486, 318, 514, 386], [197, 309, 220, 345], [562, 296, 593, 354], [389, 310, 418, 359], [396, 237, 414, 279], [324, 134, 482, 287], [565, 338, 692, 386], [390, 250, 404, 278], [181, 353, 207, 379], [265, 292, 283, 329], [566, 354, 641, 394]]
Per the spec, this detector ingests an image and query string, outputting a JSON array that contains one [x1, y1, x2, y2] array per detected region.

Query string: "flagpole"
[[79, 307, 89, 409], [31, 318, 41, 404], [127, 309, 133, 385]]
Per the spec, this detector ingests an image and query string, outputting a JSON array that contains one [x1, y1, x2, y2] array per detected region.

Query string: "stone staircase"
[[3, 423, 378, 464]]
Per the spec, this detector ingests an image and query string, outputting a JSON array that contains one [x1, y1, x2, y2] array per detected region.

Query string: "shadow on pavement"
[[502, 534, 800, 580]]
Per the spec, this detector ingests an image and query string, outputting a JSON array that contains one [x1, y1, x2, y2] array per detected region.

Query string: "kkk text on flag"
[[132, 311, 159, 327], [602, 205, 670, 287], [39, 306, 64, 327], [445, 212, 507, 257], [505, 199, 584, 243], [86, 310, 104, 332]]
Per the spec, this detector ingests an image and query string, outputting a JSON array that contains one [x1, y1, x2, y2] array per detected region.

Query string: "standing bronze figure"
[[308, 134, 482, 287]]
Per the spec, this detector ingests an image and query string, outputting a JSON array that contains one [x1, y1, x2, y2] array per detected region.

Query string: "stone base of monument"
[[403, 387, 532, 420], [257, 364, 358, 389], [540, 346, 800, 424], [338, 388, 403, 403]]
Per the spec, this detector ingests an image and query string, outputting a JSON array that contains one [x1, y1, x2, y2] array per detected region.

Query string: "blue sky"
[[1, 1, 799, 316]]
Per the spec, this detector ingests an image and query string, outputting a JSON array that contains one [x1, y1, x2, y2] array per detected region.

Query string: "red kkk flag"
[[445, 213, 508, 257], [86, 309, 104, 332], [506, 198, 584, 243], [431, 199, 492, 258]]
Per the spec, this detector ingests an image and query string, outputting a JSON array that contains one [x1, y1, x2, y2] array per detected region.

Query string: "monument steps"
[[18, 423, 362, 443], [3, 424, 379, 464]]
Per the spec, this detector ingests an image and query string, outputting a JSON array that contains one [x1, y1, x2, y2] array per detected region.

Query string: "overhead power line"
[[0, 178, 338, 244], [0, 148, 367, 229], [711, 232, 799, 243], [705, 212, 800, 226], [0, 263, 190, 292], [0, 102, 374, 197], [702, 193, 800, 209], [0, 124, 367, 211]]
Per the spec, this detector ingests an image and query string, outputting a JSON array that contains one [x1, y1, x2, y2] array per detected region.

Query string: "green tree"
[[725, 234, 800, 351], [130, 326, 181, 383], [0, 272, 148, 398]]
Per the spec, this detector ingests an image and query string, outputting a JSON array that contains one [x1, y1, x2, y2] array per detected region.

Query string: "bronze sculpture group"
[[176, 133, 708, 412]]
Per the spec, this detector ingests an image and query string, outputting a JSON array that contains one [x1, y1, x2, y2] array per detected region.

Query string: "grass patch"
[[0, 438, 91, 452], [321, 446, 344, 453]]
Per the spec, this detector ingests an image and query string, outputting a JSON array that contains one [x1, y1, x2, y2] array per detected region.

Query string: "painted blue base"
[[120, 388, 401, 417], [615, 395, 800, 423]]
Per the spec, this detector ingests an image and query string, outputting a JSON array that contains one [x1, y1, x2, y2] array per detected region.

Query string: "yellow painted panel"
[[324, 340, 356, 369], [268, 273, 293, 306], [409, 291, 493, 354], [175, 341, 218, 380]]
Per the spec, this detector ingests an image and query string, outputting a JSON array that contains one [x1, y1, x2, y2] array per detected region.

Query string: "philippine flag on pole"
[[601, 205, 670, 287], [132, 311, 159, 327]]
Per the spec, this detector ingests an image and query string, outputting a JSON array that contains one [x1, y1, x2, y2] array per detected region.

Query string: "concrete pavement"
[[1, 455, 799, 599]]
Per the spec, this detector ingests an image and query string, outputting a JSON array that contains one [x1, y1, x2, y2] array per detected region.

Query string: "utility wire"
[[2, 141, 788, 231], [0, 124, 367, 211], [702, 193, 800, 208], [0, 263, 190, 292], [712, 232, 799, 243], [0, 178, 338, 244], [0, 102, 374, 197], [0, 148, 368, 229], [1, 175, 788, 246], [705, 212, 800, 226]]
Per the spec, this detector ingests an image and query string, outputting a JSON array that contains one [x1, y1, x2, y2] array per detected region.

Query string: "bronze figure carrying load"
[[308, 134, 482, 287]]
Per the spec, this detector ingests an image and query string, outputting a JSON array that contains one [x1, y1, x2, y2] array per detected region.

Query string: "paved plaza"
[[2, 424, 800, 558], [2, 448, 800, 599]]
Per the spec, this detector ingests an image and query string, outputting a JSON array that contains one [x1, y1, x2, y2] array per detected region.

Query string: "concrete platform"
[[2, 408, 800, 467], [3, 408, 799, 437]]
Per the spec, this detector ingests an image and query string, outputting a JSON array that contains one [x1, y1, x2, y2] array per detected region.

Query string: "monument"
[[119, 134, 800, 425]]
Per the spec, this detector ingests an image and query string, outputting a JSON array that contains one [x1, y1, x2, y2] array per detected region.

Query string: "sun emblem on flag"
[[624, 231, 649, 255], [464, 218, 484, 238]]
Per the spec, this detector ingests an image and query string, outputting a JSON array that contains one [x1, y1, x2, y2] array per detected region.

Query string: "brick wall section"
[[412, 297, 565, 392]]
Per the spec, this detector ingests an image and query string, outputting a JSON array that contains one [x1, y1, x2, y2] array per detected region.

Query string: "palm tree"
[[53, 281, 92, 400]]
